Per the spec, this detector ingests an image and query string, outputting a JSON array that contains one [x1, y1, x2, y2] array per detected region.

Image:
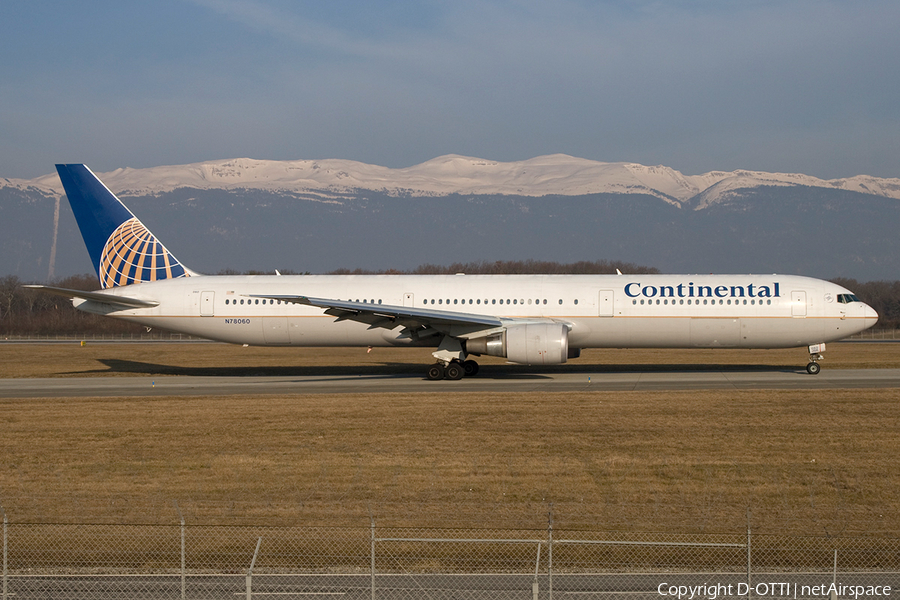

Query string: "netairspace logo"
[[657, 582, 892, 600]]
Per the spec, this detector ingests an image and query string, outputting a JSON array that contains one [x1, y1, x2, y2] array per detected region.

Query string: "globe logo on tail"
[[99, 217, 190, 288]]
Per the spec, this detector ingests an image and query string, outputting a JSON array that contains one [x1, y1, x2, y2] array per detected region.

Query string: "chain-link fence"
[[3, 507, 900, 600]]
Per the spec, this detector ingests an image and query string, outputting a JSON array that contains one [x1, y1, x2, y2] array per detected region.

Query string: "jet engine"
[[466, 323, 569, 365]]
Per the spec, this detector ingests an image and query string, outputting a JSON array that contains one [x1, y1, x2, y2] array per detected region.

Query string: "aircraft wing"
[[250, 294, 505, 338], [22, 285, 160, 309]]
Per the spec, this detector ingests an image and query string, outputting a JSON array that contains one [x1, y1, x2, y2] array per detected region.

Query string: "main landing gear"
[[426, 359, 479, 381], [806, 343, 825, 375]]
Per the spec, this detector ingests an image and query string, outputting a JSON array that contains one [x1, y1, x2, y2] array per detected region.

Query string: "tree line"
[[2, 264, 897, 336], [327, 259, 660, 275]]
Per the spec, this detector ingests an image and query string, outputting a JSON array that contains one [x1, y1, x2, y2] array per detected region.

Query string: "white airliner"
[[27, 164, 878, 379]]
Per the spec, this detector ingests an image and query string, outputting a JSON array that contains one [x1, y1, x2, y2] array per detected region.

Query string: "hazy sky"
[[3, 0, 898, 180]]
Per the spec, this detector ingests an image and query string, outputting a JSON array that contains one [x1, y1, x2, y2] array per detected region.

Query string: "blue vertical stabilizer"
[[56, 164, 193, 288]]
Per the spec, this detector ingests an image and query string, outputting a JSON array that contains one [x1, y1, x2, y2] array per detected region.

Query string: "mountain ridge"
[[5, 154, 899, 208]]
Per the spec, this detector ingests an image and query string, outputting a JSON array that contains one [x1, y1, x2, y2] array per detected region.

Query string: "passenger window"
[[574, 299, 579, 305]]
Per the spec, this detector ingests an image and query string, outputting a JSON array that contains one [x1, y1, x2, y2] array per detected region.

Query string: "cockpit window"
[[837, 294, 860, 304]]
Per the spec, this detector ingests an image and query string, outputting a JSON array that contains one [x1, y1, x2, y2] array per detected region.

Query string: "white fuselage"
[[77, 273, 878, 350]]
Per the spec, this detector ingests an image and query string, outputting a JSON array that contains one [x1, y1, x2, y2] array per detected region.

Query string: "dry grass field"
[[1, 342, 899, 536]]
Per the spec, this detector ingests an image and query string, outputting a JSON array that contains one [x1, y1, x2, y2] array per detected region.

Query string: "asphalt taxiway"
[[1, 368, 898, 397]]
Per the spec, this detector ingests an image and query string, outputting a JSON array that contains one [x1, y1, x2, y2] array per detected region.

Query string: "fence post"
[[532, 543, 541, 600], [175, 502, 185, 600], [370, 518, 376, 600], [830, 549, 838, 600], [246, 537, 261, 600], [746, 509, 752, 599], [2, 507, 7, 600], [548, 504, 553, 600]]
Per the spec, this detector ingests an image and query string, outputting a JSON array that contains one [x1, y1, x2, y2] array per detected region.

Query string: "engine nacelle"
[[466, 323, 569, 365]]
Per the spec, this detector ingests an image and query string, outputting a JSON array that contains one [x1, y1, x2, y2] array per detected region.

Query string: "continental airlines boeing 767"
[[26, 164, 878, 379]]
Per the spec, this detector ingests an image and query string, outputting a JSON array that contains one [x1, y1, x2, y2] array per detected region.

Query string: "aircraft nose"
[[863, 303, 879, 326]]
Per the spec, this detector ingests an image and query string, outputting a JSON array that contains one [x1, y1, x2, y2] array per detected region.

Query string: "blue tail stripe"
[[56, 164, 135, 278]]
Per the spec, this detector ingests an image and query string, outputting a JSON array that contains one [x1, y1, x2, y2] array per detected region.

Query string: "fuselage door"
[[598, 289, 614, 317], [791, 290, 807, 316], [403, 293, 414, 307], [200, 291, 215, 317], [263, 317, 291, 344]]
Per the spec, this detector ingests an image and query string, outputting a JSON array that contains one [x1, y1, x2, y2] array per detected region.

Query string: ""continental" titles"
[[625, 282, 781, 300]]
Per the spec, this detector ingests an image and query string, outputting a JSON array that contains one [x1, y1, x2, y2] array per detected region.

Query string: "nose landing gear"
[[806, 343, 825, 375]]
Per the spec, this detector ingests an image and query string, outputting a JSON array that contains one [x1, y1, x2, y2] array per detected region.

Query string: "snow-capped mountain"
[[3, 154, 899, 283], [6, 154, 900, 208]]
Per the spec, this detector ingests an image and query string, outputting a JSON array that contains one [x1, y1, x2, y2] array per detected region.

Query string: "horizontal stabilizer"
[[22, 285, 159, 309]]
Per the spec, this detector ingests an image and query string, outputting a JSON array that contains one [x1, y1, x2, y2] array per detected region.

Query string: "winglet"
[[56, 164, 195, 288]]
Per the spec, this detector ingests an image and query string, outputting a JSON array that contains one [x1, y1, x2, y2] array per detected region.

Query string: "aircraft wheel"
[[806, 362, 821, 375], [426, 363, 445, 380], [445, 362, 465, 380], [463, 360, 480, 377]]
